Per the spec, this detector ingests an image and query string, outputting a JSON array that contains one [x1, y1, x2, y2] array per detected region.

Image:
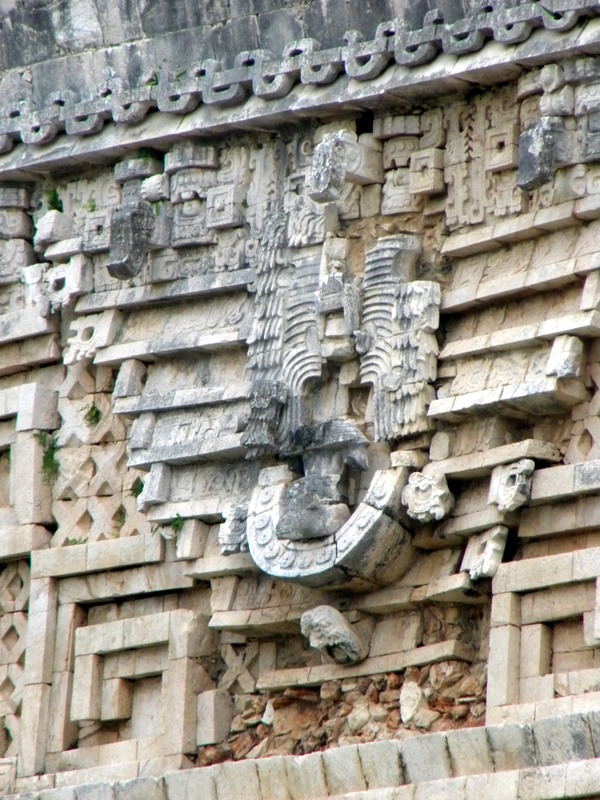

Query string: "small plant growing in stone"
[[86, 198, 96, 212], [33, 432, 59, 484], [44, 188, 63, 212], [137, 148, 154, 161], [130, 477, 144, 498], [84, 403, 101, 427], [113, 506, 126, 529], [146, 72, 159, 87], [169, 513, 184, 533]]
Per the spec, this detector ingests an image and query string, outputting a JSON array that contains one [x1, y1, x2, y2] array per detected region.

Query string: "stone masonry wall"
[[2, 3, 600, 799]]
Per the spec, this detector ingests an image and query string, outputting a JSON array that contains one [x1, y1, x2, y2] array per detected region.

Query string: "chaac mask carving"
[[238, 161, 442, 589]]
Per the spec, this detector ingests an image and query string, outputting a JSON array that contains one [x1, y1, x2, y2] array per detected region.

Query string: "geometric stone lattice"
[[0, 562, 29, 756]]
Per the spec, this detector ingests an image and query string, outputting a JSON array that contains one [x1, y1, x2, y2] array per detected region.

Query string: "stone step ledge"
[[8, 711, 600, 800]]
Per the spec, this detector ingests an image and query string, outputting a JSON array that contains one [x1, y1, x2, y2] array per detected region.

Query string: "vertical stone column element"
[[18, 577, 57, 777], [357, 235, 440, 441]]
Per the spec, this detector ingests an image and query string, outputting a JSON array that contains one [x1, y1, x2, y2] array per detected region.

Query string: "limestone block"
[[162, 659, 212, 754], [309, 130, 383, 202], [413, 777, 465, 800], [114, 158, 162, 184], [164, 767, 218, 800], [12, 432, 53, 525], [206, 184, 245, 229], [374, 115, 420, 140], [487, 625, 520, 707], [490, 593, 521, 628], [532, 714, 594, 766], [24, 578, 57, 685], [401, 732, 452, 784], [447, 727, 493, 776], [487, 723, 536, 771], [136, 463, 171, 512], [168, 609, 211, 660], [47, 671, 78, 754], [164, 143, 218, 174], [83, 210, 111, 253], [174, 520, 209, 560], [369, 613, 422, 657], [101, 678, 133, 721], [545, 335, 584, 378], [466, 771, 519, 800], [196, 688, 233, 746], [123, 612, 169, 650], [255, 757, 291, 800], [19, 682, 51, 776], [518, 764, 567, 800], [284, 752, 328, 800], [34, 211, 74, 252], [409, 148, 445, 196], [0, 208, 32, 241], [71, 654, 102, 722], [59, 363, 96, 400], [113, 360, 147, 399], [357, 740, 403, 788], [383, 136, 420, 169], [16, 384, 59, 432], [44, 236, 83, 262], [0, 186, 29, 209], [322, 745, 366, 794], [520, 624, 552, 679], [57, 394, 126, 447], [213, 760, 262, 800]]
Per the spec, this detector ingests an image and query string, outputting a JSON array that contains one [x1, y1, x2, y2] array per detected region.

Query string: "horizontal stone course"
[[10, 713, 600, 799]]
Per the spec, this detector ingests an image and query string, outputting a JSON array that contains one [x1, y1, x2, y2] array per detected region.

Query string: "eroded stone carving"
[[517, 117, 568, 191], [309, 131, 383, 202], [300, 605, 370, 664], [246, 466, 414, 588], [242, 214, 323, 458], [218, 504, 249, 556], [402, 472, 454, 522], [488, 459, 535, 512], [106, 201, 156, 279], [357, 235, 440, 441], [461, 525, 508, 580], [276, 421, 368, 541]]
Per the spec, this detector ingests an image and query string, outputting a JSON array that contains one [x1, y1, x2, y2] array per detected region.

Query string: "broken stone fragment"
[[300, 605, 370, 664]]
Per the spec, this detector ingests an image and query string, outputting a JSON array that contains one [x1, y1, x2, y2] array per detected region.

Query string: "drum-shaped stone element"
[[300, 605, 369, 664], [402, 471, 454, 523]]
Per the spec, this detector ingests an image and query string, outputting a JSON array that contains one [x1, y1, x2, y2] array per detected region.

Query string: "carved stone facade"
[[2, 3, 600, 800]]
